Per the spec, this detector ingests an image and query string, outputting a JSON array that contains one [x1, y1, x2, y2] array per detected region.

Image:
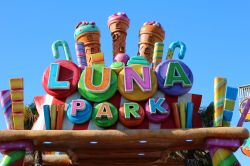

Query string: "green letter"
[[124, 103, 141, 119], [164, 62, 192, 87]]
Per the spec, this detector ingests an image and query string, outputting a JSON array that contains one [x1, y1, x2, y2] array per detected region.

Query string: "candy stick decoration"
[[152, 42, 164, 70], [166, 41, 186, 60], [179, 102, 186, 129], [43, 105, 51, 130], [208, 147, 240, 166], [237, 97, 250, 127], [56, 104, 64, 130], [186, 102, 193, 128], [75, 42, 87, 70], [206, 138, 240, 149], [214, 77, 227, 127], [88, 52, 105, 66], [10, 78, 24, 130], [0, 90, 13, 129], [172, 103, 181, 128], [0, 140, 33, 152], [50, 104, 57, 130], [0, 150, 26, 166], [223, 87, 238, 127], [52, 40, 72, 61]]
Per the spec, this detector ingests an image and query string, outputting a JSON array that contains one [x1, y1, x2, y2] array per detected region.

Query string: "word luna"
[[45, 60, 193, 101]]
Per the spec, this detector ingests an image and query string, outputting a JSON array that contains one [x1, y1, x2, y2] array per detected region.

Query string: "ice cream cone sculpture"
[[9, 78, 24, 130], [108, 12, 130, 59], [214, 77, 227, 127], [138, 21, 165, 63], [74, 22, 101, 66]]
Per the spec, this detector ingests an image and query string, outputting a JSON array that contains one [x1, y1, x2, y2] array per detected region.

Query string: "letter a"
[[164, 62, 192, 87], [96, 102, 113, 119]]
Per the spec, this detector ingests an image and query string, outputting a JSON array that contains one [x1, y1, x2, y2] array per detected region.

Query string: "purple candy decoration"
[[145, 97, 170, 123], [0, 140, 33, 152], [0, 90, 13, 129], [206, 138, 240, 149], [155, 60, 193, 96], [114, 53, 130, 64], [75, 42, 87, 70]]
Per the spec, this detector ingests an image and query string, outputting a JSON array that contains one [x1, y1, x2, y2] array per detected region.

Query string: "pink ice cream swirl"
[[108, 12, 130, 26]]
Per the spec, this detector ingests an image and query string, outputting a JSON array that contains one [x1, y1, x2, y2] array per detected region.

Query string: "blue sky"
[[0, 0, 249, 164]]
